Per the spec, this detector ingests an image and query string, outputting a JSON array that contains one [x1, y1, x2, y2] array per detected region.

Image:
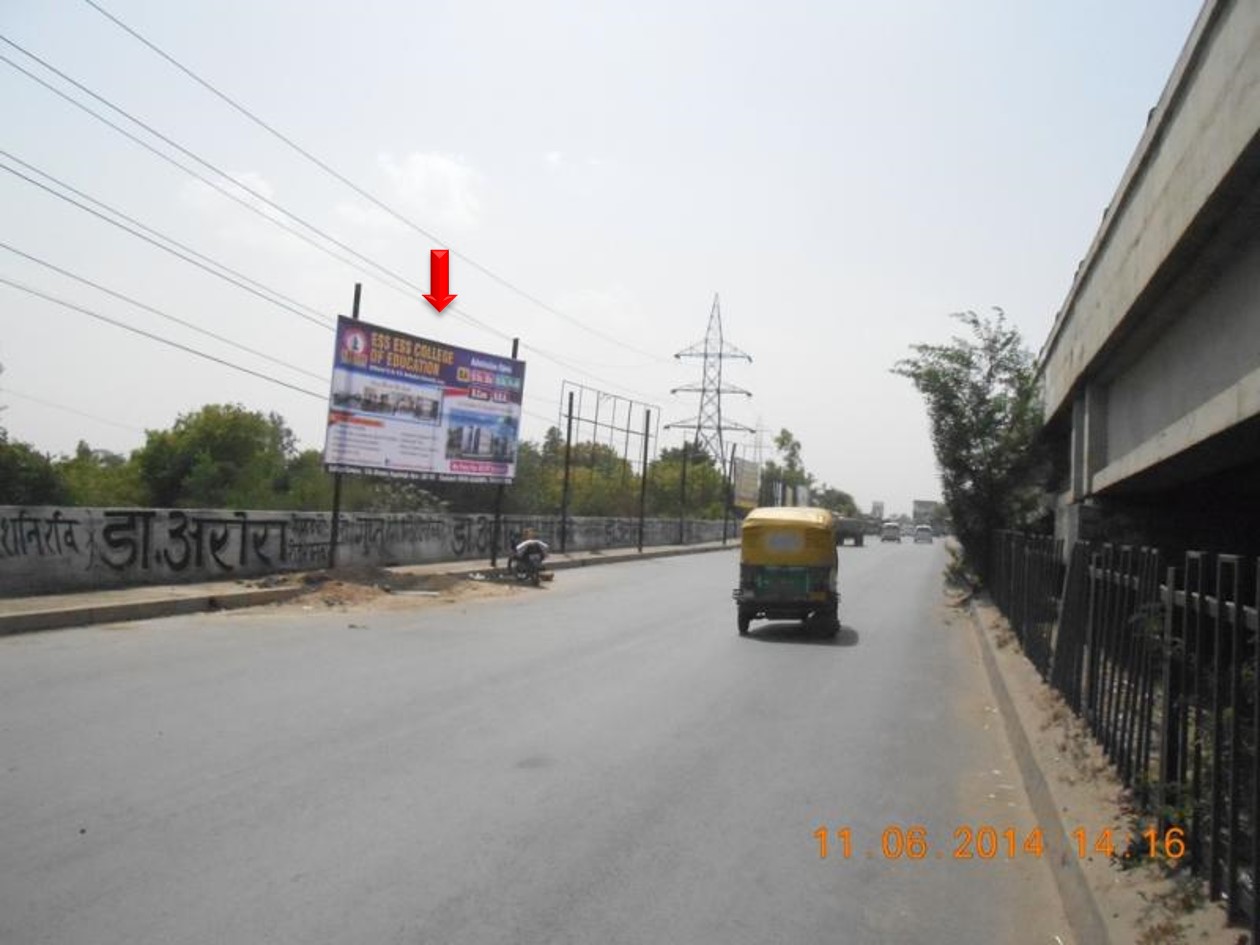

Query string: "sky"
[[0, 0, 1205, 516]]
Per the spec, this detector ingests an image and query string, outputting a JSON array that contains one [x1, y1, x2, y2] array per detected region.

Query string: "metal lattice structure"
[[666, 294, 752, 464], [557, 381, 660, 477]]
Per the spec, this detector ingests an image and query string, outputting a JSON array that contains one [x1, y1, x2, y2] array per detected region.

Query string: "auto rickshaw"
[[732, 506, 840, 636]]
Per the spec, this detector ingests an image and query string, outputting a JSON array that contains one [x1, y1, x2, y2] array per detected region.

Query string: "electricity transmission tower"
[[667, 294, 753, 465]]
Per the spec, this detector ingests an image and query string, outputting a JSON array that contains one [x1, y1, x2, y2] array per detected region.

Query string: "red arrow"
[[423, 249, 457, 313]]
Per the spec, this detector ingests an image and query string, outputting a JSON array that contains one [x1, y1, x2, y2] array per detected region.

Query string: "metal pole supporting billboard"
[[677, 437, 690, 545], [327, 282, 361, 570], [489, 337, 520, 568], [723, 442, 736, 545], [560, 390, 574, 552], [637, 409, 651, 552]]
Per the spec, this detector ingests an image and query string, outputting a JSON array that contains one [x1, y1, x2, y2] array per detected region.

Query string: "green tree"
[[501, 431, 646, 517], [647, 445, 725, 519], [135, 404, 295, 508], [57, 441, 144, 506], [775, 428, 803, 476], [892, 308, 1045, 581], [0, 364, 70, 505], [759, 428, 814, 505], [0, 429, 69, 505], [503, 440, 557, 515], [271, 449, 335, 510], [562, 442, 635, 516], [540, 426, 565, 466], [813, 485, 858, 517], [358, 477, 446, 512]]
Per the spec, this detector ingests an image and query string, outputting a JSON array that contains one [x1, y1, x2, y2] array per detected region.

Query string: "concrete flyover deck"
[[1036, 0, 1260, 546]]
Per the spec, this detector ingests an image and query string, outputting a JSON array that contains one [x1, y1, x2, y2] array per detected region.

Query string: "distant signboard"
[[323, 317, 525, 483], [732, 457, 760, 509], [912, 499, 940, 523]]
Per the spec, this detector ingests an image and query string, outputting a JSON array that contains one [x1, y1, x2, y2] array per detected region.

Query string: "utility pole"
[[637, 409, 651, 552], [723, 442, 736, 544], [490, 337, 520, 568], [327, 282, 361, 570], [677, 436, 690, 544], [559, 391, 575, 552]]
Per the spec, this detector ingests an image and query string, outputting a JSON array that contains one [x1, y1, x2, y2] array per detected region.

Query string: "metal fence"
[[990, 532, 1260, 937], [990, 533, 1064, 680]]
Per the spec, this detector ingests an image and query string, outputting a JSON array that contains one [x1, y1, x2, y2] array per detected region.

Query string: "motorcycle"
[[506, 545, 547, 587]]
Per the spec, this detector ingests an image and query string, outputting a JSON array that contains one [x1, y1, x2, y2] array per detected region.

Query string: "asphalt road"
[[0, 542, 1076, 945]]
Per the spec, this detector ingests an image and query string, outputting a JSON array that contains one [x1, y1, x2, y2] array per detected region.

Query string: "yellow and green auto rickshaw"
[[732, 506, 840, 636]]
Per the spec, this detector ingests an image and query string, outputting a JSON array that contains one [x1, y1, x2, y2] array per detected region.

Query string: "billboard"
[[732, 457, 760, 509], [323, 317, 525, 483], [912, 499, 940, 523]]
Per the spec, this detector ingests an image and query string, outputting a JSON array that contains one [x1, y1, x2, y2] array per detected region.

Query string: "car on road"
[[914, 525, 934, 544], [880, 522, 902, 543]]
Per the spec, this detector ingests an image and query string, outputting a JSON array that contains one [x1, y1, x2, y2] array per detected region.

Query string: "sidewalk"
[[0, 540, 737, 636]]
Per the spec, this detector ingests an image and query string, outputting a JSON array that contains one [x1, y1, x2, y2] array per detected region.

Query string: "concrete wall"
[[1097, 234, 1260, 490], [0, 507, 733, 596], [1039, 0, 1260, 420]]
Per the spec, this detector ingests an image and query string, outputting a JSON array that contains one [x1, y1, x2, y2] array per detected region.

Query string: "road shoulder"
[[964, 592, 1237, 945]]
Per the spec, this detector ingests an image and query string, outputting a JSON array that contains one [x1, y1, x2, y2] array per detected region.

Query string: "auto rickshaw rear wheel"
[[737, 608, 751, 636], [808, 607, 840, 637], [825, 607, 841, 637]]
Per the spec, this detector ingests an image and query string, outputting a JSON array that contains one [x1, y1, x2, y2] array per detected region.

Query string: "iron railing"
[[990, 532, 1260, 937]]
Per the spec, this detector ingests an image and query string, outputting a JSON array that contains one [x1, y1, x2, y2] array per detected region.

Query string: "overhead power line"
[[448, 304, 660, 403], [2, 34, 670, 409], [0, 385, 146, 434], [1, 149, 330, 324], [0, 276, 329, 400], [0, 275, 595, 432], [0, 45, 661, 401], [0, 155, 333, 331], [0, 241, 329, 382], [2, 138, 660, 400], [0, 40, 427, 302], [80, 0, 673, 365], [0, 52, 421, 308]]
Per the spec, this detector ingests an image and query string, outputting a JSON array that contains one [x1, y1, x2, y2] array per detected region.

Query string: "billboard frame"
[[322, 314, 526, 485]]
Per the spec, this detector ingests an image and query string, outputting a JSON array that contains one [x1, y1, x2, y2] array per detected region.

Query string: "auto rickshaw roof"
[[742, 506, 835, 529]]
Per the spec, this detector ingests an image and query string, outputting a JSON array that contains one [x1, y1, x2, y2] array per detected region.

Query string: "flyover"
[[1038, 0, 1260, 551]]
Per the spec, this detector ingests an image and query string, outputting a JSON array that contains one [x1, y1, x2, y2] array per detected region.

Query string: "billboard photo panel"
[[323, 317, 525, 483], [732, 457, 760, 509]]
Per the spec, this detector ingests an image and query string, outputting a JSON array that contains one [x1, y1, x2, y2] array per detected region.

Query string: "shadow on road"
[[744, 622, 860, 647]]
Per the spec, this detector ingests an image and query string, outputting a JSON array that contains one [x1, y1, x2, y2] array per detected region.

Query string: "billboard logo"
[[340, 327, 370, 368]]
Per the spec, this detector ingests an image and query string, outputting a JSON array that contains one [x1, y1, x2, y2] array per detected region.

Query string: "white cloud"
[[180, 171, 276, 218], [377, 151, 482, 230], [178, 171, 312, 256], [543, 151, 606, 171], [333, 200, 405, 234]]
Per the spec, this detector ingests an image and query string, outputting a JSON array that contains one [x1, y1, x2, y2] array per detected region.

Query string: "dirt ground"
[[242, 564, 534, 614], [958, 593, 1247, 945]]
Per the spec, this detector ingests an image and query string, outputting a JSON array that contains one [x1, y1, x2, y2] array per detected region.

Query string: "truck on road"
[[832, 515, 867, 547]]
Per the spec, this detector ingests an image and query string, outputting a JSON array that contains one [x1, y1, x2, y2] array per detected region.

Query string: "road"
[[0, 542, 1075, 944]]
